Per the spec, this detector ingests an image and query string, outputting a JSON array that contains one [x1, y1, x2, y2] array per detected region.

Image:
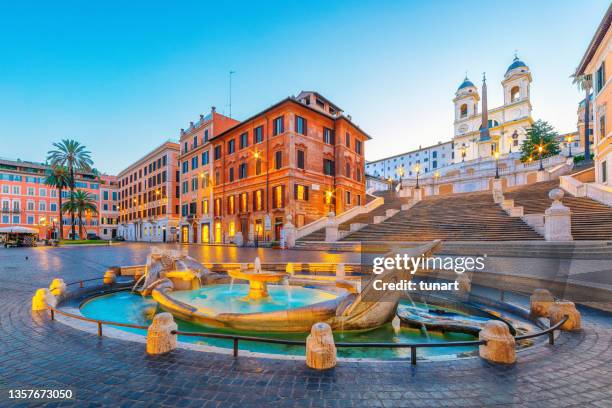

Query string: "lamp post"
[[565, 135, 573, 157], [460, 145, 466, 162], [537, 144, 544, 171], [414, 164, 421, 189], [494, 151, 500, 179], [433, 171, 440, 194], [325, 190, 333, 213]]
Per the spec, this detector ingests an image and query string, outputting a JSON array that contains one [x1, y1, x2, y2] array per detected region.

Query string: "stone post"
[[492, 178, 504, 203], [544, 189, 573, 241], [32, 288, 57, 311], [234, 231, 244, 247], [336, 263, 345, 280], [103, 269, 117, 285], [49, 278, 67, 298], [146, 313, 178, 355], [549, 301, 581, 331], [479, 320, 516, 364], [530, 289, 554, 318], [325, 212, 339, 242], [306, 322, 337, 370], [282, 214, 297, 249]]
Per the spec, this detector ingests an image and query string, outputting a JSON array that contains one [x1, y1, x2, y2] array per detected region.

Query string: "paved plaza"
[[1, 243, 611, 407]]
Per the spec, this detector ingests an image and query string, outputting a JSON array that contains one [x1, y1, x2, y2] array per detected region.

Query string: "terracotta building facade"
[[116, 141, 181, 242], [207, 91, 369, 244]]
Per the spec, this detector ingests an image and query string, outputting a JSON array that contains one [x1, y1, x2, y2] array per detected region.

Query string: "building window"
[[227, 139, 236, 154], [238, 163, 247, 179], [254, 189, 263, 211], [599, 114, 606, 139], [272, 185, 284, 208], [193, 135, 198, 148], [50, 203, 57, 212], [240, 132, 248, 149], [356, 168, 362, 182], [460, 104, 468, 118], [345, 191, 351, 205], [214, 145, 222, 160], [204, 129, 209, 142], [595, 62, 606, 93], [274, 151, 282, 170], [323, 128, 335, 144], [27, 201, 34, 211], [202, 151, 209, 165], [228, 221, 235, 238], [273, 116, 284, 135], [355, 140, 362, 154], [191, 156, 199, 170], [297, 149, 305, 169], [191, 178, 198, 191], [345, 132, 350, 148], [602, 161, 608, 183], [345, 162, 351, 177], [323, 159, 335, 176], [254, 126, 264, 143], [240, 193, 248, 212], [215, 170, 220, 185], [510, 86, 520, 102], [228, 167, 235, 182], [295, 116, 307, 135], [228, 196, 235, 214], [182, 181, 188, 194], [182, 161, 188, 174], [214, 198, 221, 216], [294, 184, 309, 201], [27, 187, 35, 196], [202, 200, 209, 214]]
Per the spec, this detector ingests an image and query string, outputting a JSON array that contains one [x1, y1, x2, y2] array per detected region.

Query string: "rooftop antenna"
[[229, 70, 236, 118]]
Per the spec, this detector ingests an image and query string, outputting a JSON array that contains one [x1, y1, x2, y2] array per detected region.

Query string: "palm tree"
[[47, 140, 94, 239], [62, 190, 98, 240], [572, 74, 593, 161], [44, 166, 70, 240]]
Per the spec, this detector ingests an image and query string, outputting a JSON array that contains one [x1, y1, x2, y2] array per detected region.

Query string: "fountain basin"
[[227, 269, 288, 299]]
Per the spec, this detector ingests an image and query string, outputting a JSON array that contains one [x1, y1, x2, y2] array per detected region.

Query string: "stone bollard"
[[492, 178, 504, 204], [282, 215, 297, 249], [544, 189, 573, 241], [103, 269, 117, 285], [49, 278, 67, 297], [146, 313, 178, 355], [335, 263, 345, 280], [549, 301, 581, 331], [32, 288, 57, 311], [479, 320, 516, 364], [325, 212, 339, 242], [530, 289, 554, 318], [306, 322, 337, 370]]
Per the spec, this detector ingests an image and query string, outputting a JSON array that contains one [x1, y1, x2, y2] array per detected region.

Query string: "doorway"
[[201, 223, 210, 243], [181, 226, 189, 243], [192, 224, 198, 244]]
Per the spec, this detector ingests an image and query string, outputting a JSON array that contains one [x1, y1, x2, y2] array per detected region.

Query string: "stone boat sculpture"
[[139, 240, 441, 333]]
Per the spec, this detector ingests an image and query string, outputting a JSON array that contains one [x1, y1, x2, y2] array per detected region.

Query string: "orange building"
[[98, 174, 119, 240], [209, 91, 370, 244], [0, 158, 104, 240], [575, 3, 611, 185], [177, 107, 239, 243], [116, 141, 180, 242]]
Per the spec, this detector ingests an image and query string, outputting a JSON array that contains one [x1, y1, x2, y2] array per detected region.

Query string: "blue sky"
[[0, 0, 609, 174]]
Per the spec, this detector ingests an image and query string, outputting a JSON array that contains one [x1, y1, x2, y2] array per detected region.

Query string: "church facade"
[[452, 56, 534, 163]]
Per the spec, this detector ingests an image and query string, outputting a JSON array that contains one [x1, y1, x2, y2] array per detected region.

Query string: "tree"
[[47, 140, 93, 239], [519, 120, 561, 163], [62, 190, 98, 240], [44, 166, 70, 240], [572, 74, 593, 161]]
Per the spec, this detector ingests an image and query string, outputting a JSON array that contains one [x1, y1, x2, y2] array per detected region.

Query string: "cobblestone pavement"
[[0, 244, 611, 407]]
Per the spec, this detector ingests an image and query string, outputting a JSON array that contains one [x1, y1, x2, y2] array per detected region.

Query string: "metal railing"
[[44, 277, 570, 365]]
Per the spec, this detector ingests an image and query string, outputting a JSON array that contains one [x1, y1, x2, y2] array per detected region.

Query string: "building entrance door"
[[214, 222, 222, 244], [192, 224, 198, 243], [181, 226, 189, 243], [201, 223, 210, 243]]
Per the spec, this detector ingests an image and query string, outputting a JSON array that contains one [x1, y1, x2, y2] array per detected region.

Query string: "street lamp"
[[414, 164, 421, 189], [460, 144, 467, 162], [493, 151, 500, 179], [565, 135, 573, 157], [325, 189, 334, 213], [537, 144, 544, 171]]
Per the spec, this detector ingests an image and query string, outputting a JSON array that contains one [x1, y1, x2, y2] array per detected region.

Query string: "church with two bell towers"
[[452, 55, 534, 163]]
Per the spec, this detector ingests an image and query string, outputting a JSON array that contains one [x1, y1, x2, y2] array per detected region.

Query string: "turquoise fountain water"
[[80, 289, 480, 359]]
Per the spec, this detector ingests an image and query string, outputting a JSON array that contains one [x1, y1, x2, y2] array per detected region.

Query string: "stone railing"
[[560, 170, 612, 207], [294, 196, 384, 240]]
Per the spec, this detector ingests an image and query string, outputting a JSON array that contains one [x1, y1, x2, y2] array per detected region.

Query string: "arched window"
[[510, 86, 520, 102], [460, 104, 468, 118]]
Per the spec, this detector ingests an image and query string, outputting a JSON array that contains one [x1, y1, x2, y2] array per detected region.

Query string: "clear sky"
[[0, 0, 609, 174]]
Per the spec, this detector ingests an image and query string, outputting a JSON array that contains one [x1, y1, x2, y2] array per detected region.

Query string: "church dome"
[[505, 55, 528, 74], [457, 78, 475, 91]]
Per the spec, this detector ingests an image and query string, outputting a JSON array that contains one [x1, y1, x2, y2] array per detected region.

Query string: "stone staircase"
[[298, 190, 410, 242], [341, 190, 542, 242], [504, 180, 612, 241]]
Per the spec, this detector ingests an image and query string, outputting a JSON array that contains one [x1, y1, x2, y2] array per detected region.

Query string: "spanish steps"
[[298, 190, 410, 241], [503, 180, 612, 240], [339, 189, 543, 242]]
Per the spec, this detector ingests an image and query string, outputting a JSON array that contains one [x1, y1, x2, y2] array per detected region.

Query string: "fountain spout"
[[254, 257, 262, 274]]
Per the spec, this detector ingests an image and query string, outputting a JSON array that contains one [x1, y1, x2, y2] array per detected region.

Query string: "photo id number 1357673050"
[[8, 389, 73, 400]]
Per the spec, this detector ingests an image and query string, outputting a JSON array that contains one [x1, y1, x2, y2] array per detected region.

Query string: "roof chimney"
[[211, 106, 216, 112]]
